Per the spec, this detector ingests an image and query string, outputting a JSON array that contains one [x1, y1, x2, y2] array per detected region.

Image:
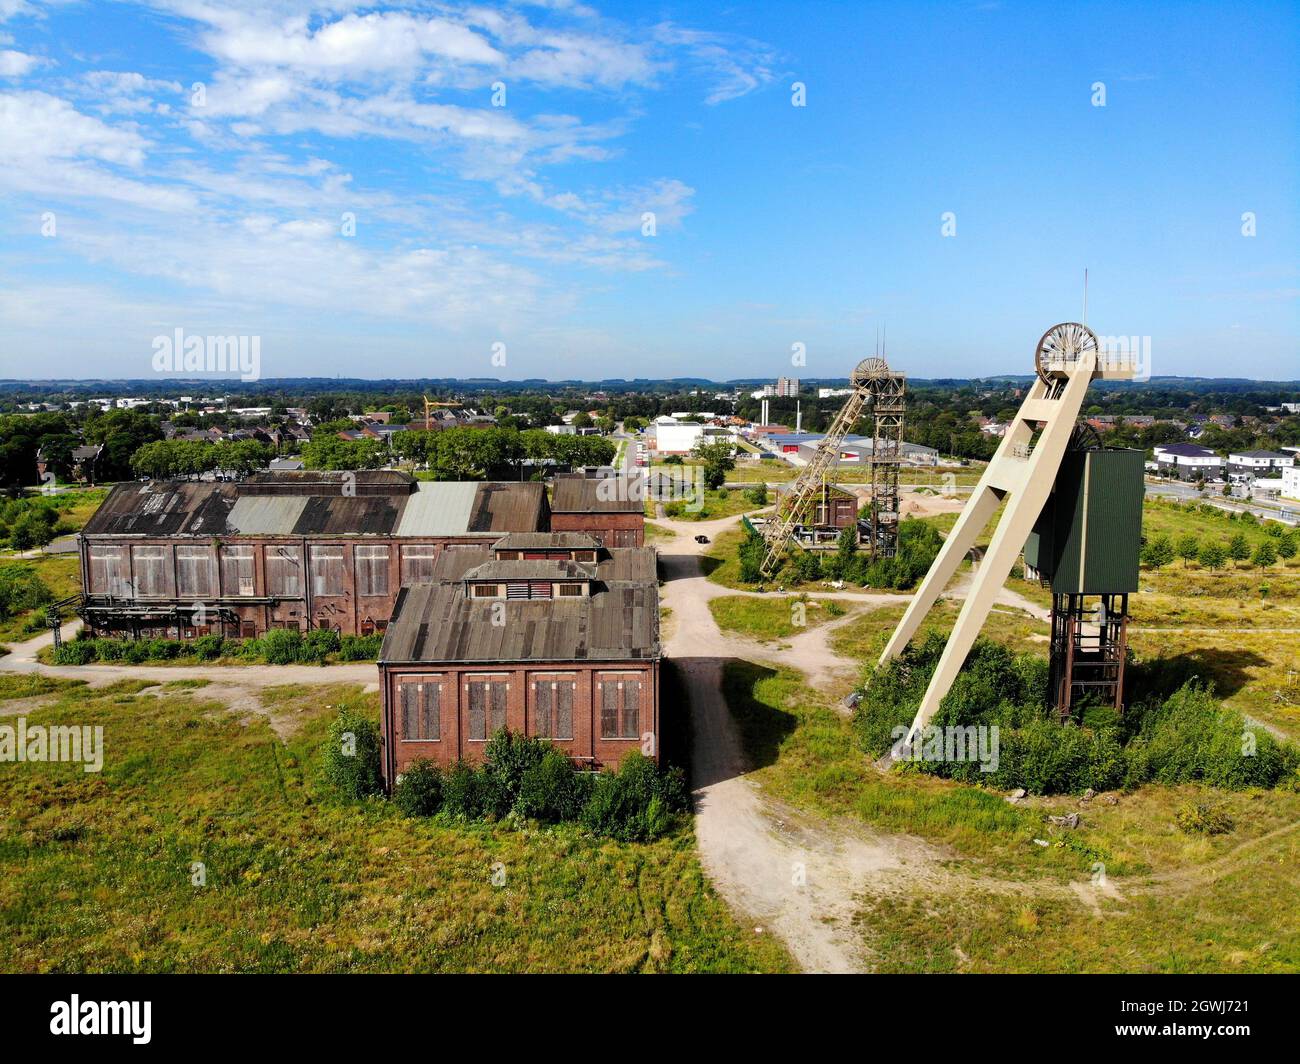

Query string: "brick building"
[[77, 471, 549, 638], [378, 532, 660, 782], [548, 476, 645, 547]]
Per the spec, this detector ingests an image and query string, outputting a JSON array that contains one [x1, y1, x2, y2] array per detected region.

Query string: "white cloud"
[[0, 47, 42, 76]]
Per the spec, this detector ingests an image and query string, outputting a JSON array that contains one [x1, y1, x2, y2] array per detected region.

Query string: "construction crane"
[[422, 395, 461, 430], [759, 356, 906, 577]]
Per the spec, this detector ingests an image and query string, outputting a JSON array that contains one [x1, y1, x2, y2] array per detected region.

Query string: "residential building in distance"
[[1153, 443, 1226, 480], [1226, 449, 1295, 478], [77, 472, 549, 639], [377, 532, 660, 781]]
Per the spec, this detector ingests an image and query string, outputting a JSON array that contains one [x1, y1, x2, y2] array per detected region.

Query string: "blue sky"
[[0, 0, 1296, 381]]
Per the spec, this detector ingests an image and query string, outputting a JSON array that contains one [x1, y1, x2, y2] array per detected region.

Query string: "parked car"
[[694, 534, 710, 544]]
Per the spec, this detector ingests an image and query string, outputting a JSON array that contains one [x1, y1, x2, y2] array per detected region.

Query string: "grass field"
[[0, 554, 82, 645], [721, 658, 1300, 972], [828, 602, 1049, 668], [708, 595, 850, 642], [0, 679, 790, 974]]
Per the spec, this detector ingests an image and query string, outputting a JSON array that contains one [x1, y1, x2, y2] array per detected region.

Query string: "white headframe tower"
[[878, 323, 1140, 750]]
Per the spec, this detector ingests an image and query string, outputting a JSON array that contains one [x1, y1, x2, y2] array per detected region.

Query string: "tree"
[[1278, 531, 1297, 563], [1252, 540, 1277, 569], [1226, 531, 1251, 565], [738, 530, 767, 584], [1198, 541, 1227, 571], [692, 438, 735, 490], [1176, 533, 1200, 567], [1140, 535, 1175, 569], [744, 482, 768, 506], [302, 436, 386, 471], [572, 412, 593, 429]]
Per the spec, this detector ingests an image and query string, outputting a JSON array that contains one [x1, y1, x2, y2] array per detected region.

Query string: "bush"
[[338, 634, 383, 660], [1175, 801, 1234, 835], [581, 752, 688, 841], [321, 707, 383, 800], [854, 639, 1300, 796], [393, 759, 443, 817], [191, 633, 224, 661], [440, 760, 495, 820], [483, 730, 549, 814], [0, 565, 52, 619], [52, 640, 95, 665], [261, 627, 304, 665], [516, 747, 592, 822]]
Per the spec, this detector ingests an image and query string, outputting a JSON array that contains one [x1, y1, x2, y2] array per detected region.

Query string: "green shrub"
[[90, 638, 125, 661], [516, 748, 592, 821], [338, 634, 383, 660], [321, 707, 383, 800], [52, 640, 95, 665], [0, 565, 52, 619], [261, 627, 304, 665], [581, 752, 688, 841], [191, 633, 224, 660], [1175, 801, 1234, 835], [483, 730, 549, 814], [393, 759, 443, 817], [440, 760, 495, 820]]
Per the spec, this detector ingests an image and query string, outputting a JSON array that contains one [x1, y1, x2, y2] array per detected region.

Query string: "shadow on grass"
[[719, 659, 796, 772], [1129, 647, 1270, 703]]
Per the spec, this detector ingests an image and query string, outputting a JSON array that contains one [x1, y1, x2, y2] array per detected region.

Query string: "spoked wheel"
[[851, 356, 891, 386], [1035, 322, 1100, 385]]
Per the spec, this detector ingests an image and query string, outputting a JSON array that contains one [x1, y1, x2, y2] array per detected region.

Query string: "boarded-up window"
[[175, 545, 217, 598], [470, 583, 499, 598], [266, 545, 302, 597], [600, 676, 643, 739], [400, 681, 441, 741], [533, 677, 575, 740], [557, 582, 583, 597], [131, 545, 172, 597], [88, 545, 131, 597], [354, 544, 390, 596], [467, 679, 508, 741], [221, 545, 256, 596], [309, 546, 345, 596], [400, 545, 438, 583]]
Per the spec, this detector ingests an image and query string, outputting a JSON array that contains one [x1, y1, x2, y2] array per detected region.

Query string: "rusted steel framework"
[[868, 371, 906, 559], [1049, 592, 1129, 717], [759, 356, 906, 576]]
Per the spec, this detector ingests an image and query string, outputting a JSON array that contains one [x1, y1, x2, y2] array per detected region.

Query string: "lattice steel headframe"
[[759, 355, 907, 576]]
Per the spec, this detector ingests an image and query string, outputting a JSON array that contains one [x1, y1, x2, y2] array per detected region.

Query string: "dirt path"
[[657, 516, 956, 972], [0, 620, 379, 737]]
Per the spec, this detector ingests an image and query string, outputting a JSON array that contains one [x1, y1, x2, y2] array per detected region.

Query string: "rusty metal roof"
[[493, 531, 599, 551], [550, 477, 642, 513], [462, 559, 596, 582], [380, 551, 659, 664], [83, 478, 548, 539]]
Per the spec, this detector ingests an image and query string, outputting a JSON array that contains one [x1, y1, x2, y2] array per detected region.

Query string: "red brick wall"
[[550, 512, 644, 547], [80, 534, 497, 638], [379, 659, 660, 784]]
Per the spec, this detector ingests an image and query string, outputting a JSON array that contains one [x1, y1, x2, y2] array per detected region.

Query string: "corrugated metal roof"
[[463, 559, 596, 581], [494, 531, 598, 550], [83, 478, 548, 540], [551, 477, 642, 513], [393, 482, 478, 536], [226, 495, 309, 534], [381, 580, 659, 664]]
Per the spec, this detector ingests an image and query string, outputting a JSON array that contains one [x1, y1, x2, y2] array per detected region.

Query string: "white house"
[[1153, 443, 1225, 481], [1282, 465, 1300, 500], [654, 418, 736, 455], [1226, 449, 1294, 478]]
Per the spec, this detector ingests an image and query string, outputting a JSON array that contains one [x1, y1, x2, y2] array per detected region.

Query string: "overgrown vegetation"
[[736, 517, 942, 589], [50, 630, 383, 666], [385, 731, 689, 842], [854, 634, 1300, 795]]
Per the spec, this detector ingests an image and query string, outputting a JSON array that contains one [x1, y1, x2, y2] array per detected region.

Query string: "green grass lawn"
[[0, 554, 82, 646], [0, 677, 790, 974], [720, 658, 1300, 972], [828, 601, 1049, 671], [708, 595, 850, 642]]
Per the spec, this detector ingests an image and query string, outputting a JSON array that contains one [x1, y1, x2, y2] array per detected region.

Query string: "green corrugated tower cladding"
[[1024, 448, 1144, 592], [1023, 447, 1144, 716]]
